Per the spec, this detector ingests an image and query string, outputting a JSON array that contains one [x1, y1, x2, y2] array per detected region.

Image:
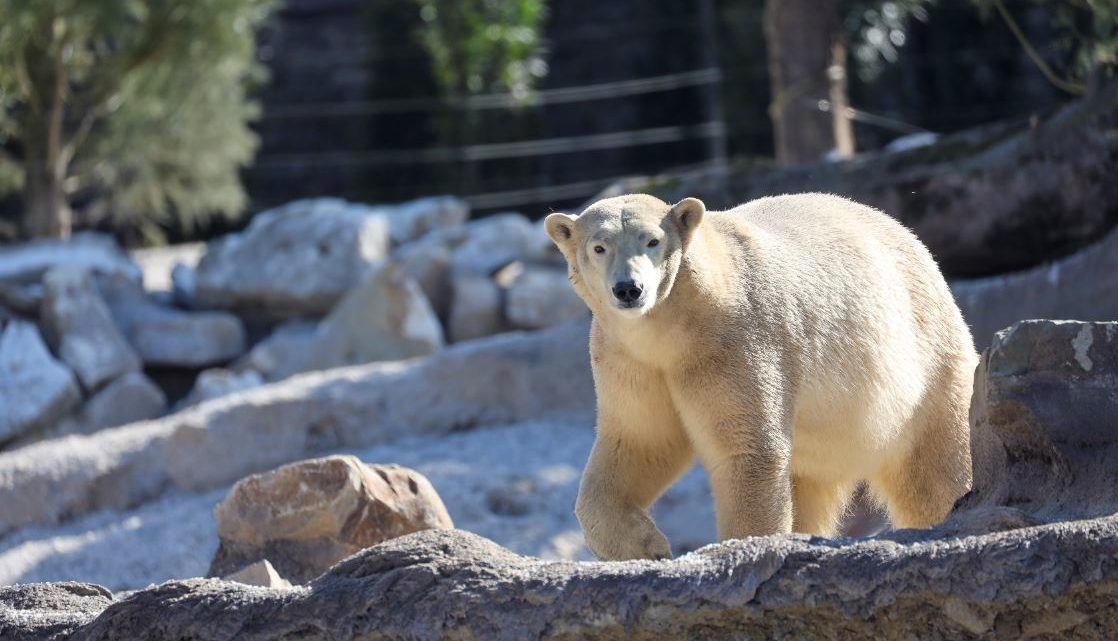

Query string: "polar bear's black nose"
[[612, 280, 643, 303]]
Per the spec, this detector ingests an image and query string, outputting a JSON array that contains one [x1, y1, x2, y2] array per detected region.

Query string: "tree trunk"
[[763, 0, 842, 165], [21, 46, 72, 239]]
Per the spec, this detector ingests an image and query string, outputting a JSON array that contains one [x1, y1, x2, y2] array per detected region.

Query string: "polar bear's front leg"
[[576, 343, 693, 560]]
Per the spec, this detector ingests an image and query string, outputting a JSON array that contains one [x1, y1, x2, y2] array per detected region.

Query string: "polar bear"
[[545, 193, 977, 560]]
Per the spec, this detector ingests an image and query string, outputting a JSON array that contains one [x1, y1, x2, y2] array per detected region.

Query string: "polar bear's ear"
[[544, 212, 578, 247], [669, 198, 705, 245]]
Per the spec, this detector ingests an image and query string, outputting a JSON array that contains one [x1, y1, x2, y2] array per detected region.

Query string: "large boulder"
[[393, 237, 454, 322], [14, 521, 1118, 641], [0, 321, 81, 444], [208, 455, 453, 583], [305, 262, 443, 370], [383, 196, 469, 246], [963, 319, 1118, 521], [500, 262, 587, 330], [178, 368, 264, 408], [193, 198, 390, 317], [234, 320, 317, 382], [448, 272, 507, 342], [97, 275, 246, 368], [0, 581, 113, 641], [0, 233, 140, 286], [451, 213, 537, 275], [952, 225, 1118, 349], [13, 372, 167, 446], [0, 320, 593, 533], [39, 267, 141, 391]]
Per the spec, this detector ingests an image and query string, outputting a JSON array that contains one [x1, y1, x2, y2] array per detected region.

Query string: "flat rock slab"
[[6, 520, 1117, 641]]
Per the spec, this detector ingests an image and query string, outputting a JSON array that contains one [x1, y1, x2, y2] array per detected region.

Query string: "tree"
[[0, 0, 274, 240]]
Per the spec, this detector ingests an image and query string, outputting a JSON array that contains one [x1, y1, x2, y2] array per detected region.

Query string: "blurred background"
[[0, 0, 1116, 593]]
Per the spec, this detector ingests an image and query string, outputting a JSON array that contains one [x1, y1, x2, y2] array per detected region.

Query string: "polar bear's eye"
[[647, 239, 660, 248], [593, 245, 605, 254]]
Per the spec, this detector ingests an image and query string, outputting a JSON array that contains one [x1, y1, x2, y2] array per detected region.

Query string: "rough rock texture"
[[179, 368, 264, 408], [0, 320, 593, 533], [500, 263, 587, 330], [0, 581, 112, 641], [0, 233, 140, 286], [223, 559, 292, 589], [209, 455, 453, 583], [305, 262, 443, 370], [193, 198, 390, 316], [383, 196, 469, 246], [97, 275, 246, 368], [39, 267, 141, 391], [234, 320, 317, 382], [952, 226, 1118, 349], [12, 519, 1118, 641], [962, 319, 1118, 522], [448, 272, 508, 342], [0, 321, 81, 444]]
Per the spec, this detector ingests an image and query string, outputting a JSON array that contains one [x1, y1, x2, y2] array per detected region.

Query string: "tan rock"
[[223, 559, 292, 589], [208, 455, 452, 583]]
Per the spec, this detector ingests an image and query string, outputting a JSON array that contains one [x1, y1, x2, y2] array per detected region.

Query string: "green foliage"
[[0, 0, 274, 238], [413, 0, 547, 100]]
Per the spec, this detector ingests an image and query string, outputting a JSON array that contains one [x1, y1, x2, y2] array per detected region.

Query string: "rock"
[[384, 195, 469, 246], [222, 560, 292, 589], [451, 212, 537, 275], [448, 272, 508, 342], [0, 321, 81, 445], [179, 368, 264, 408], [24, 522, 1118, 641], [0, 283, 41, 318], [306, 262, 443, 370], [73, 372, 166, 433], [500, 262, 587, 330], [962, 319, 1118, 521], [208, 455, 452, 583], [128, 242, 206, 293], [0, 581, 113, 641], [0, 232, 140, 286], [234, 320, 317, 382], [169, 264, 196, 307], [39, 267, 142, 391], [193, 198, 390, 317], [0, 320, 593, 533], [393, 237, 454, 322], [97, 275, 246, 368], [952, 225, 1118, 349]]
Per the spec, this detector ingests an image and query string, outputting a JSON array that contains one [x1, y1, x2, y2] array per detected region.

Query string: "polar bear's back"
[[714, 193, 975, 477]]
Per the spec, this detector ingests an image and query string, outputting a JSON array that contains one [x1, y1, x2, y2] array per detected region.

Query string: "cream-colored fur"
[[545, 193, 977, 561]]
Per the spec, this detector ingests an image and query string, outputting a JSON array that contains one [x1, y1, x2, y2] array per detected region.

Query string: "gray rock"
[[0, 581, 113, 641], [193, 198, 390, 317], [70, 372, 166, 434], [0, 320, 593, 533], [234, 320, 317, 382], [0, 321, 81, 444], [39, 267, 142, 391], [451, 212, 537, 275], [169, 263, 196, 307], [208, 455, 453, 583], [179, 368, 264, 408], [305, 261, 443, 370], [500, 263, 587, 330], [448, 272, 508, 342], [0, 283, 41, 318], [128, 242, 205, 293], [20, 521, 1118, 641], [962, 319, 1118, 521], [952, 225, 1118, 349], [98, 275, 246, 368], [384, 195, 469, 246], [0, 232, 140, 286], [393, 237, 454, 322]]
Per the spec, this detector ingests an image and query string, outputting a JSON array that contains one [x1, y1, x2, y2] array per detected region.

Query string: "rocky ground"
[[1, 195, 1117, 639]]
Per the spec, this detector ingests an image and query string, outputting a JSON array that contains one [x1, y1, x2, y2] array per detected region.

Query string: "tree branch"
[[993, 0, 1086, 96]]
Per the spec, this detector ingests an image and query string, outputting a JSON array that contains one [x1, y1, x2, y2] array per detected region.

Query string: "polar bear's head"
[[544, 194, 705, 319]]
